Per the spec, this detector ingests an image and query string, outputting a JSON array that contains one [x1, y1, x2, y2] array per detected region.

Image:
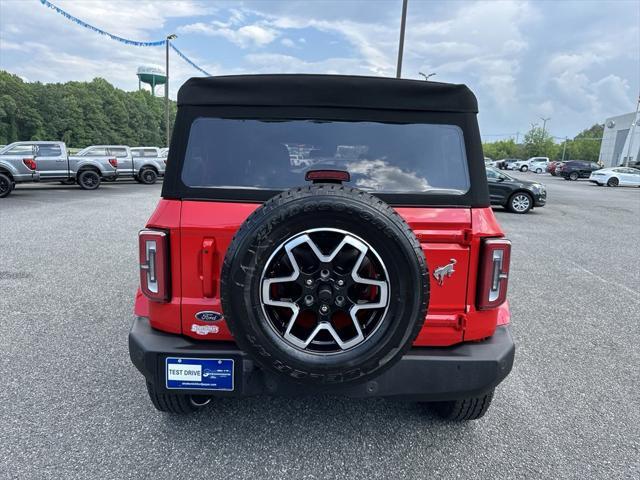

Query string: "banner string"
[[39, 0, 211, 75], [170, 44, 211, 76]]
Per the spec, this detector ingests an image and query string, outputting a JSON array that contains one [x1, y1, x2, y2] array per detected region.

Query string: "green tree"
[[558, 124, 603, 162], [523, 124, 556, 158], [482, 138, 523, 159], [0, 70, 176, 148]]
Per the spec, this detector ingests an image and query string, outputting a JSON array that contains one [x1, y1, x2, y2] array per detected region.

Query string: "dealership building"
[[599, 111, 640, 167]]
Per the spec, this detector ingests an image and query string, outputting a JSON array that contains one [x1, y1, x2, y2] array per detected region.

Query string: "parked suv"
[[0, 142, 40, 198], [546, 161, 564, 176], [558, 160, 600, 180], [486, 167, 546, 213], [128, 75, 515, 421]]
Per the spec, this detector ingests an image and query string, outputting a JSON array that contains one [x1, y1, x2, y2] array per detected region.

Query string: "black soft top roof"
[[177, 74, 478, 113]]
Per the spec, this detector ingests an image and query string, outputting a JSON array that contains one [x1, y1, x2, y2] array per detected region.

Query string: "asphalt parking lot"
[[1, 176, 638, 479]]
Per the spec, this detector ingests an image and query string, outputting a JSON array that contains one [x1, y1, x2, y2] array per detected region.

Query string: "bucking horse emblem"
[[433, 259, 457, 286]]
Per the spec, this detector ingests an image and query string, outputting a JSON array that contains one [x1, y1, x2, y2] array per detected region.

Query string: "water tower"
[[137, 66, 166, 96]]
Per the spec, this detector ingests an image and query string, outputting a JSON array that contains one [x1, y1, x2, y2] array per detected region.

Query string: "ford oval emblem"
[[195, 311, 223, 322]]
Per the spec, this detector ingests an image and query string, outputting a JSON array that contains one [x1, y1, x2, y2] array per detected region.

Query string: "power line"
[[39, 0, 211, 76]]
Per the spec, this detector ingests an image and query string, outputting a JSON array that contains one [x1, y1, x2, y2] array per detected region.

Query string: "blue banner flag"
[[39, 0, 211, 75]]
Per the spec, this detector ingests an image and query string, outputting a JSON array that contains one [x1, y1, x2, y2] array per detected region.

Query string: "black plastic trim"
[[129, 317, 515, 401]]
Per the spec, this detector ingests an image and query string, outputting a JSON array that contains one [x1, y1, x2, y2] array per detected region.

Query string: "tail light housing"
[[23, 158, 37, 170], [139, 229, 170, 302], [108, 158, 118, 168], [477, 238, 511, 310]]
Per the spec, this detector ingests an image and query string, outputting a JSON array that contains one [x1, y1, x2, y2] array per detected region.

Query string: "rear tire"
[[0, 172, 13, 198], [536, 168, 542, 174], [569, 172, 579, 181], [520, 165, 528, 172], [606, 177, 619, 187], [77, 170, 101, 190], [145, 382, 211, 414], [139, 168, 158, 185], [429, 390, 494, 421]]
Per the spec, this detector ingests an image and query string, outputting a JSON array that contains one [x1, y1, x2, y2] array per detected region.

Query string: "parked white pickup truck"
[[508, 156, 550, 172], [0, 141, 118, 190], [79, 145, 166, 184]]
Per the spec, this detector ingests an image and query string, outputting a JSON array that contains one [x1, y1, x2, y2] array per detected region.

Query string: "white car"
[[589, 167, 640, 187], [529, 159, 550, 174], [508, 156, 549, 172]]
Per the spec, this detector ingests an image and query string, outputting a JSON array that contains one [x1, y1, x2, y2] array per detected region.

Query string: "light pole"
[[539, 116, 551, 138], [396, 0, 408, 78], [165, 33, 177, 148], [419, 72, 436, 81]]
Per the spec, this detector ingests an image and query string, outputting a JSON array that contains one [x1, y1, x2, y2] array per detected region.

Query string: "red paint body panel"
[[141, 199, 183, 334], [139, 200, 511, 347]]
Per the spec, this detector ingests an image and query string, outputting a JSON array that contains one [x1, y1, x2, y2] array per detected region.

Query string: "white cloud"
[[244, 52, 370, 75], [179, 22, 278, 47], [0, 0, 637, 139], [0, 0, 217, 99]]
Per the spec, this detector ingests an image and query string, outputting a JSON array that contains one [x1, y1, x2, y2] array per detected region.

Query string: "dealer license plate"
[[165, 357, 234, 391]]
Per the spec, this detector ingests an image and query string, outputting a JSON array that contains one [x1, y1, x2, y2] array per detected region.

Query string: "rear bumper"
[[129, 317, 515, 401]]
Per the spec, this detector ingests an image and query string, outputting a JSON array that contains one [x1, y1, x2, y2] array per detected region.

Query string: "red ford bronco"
[[129, 75, 515, 421]]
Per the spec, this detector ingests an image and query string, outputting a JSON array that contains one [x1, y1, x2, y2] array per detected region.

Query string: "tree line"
[[482, 123, 603, 162], [0, 70, 176, 148]]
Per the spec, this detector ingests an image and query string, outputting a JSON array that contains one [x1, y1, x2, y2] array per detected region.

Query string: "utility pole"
[[562, 136, 568, 161], [396, 0, 408, 78], [165, 33, 177, 148], [539, 117, 551, 138], [515, 131, 520, 143], [418, 72, 436, 81]]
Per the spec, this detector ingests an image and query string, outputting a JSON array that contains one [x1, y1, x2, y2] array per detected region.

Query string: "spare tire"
[[221, 184, 429, 386]]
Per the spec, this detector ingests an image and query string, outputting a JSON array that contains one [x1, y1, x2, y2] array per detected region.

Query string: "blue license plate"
[[165, 357, 234, 391]]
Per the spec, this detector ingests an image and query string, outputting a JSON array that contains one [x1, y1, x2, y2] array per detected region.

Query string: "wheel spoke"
[[260, 229, 390, 353]]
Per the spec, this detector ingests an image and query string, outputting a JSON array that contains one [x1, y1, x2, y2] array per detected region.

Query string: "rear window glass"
[[81, 147, 107, 156], [109, 147, 128, 158], [181, 118, 470, 194], [37, 144, 62, 156]]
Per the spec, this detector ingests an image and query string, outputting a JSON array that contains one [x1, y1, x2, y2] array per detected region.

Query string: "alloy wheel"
[[260, 228, 390, 354], [511, 194, 531, 213]]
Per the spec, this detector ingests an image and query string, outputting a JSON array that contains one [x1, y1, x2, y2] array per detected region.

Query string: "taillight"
[[477, 238, 511, 310], [23, 158, 37, 170], [139, 230, 170, 302], [108, 158, 118, 168]]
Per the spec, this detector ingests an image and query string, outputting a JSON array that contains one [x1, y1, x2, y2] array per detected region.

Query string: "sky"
[[0, 0, 638, 140]]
